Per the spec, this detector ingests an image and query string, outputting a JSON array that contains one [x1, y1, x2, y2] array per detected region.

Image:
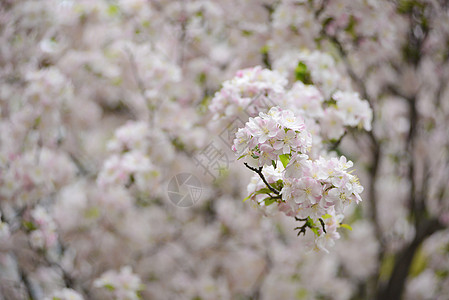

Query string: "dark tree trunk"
[[377, 219, 443, 300]]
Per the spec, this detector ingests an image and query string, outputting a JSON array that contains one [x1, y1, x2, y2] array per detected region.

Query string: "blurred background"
[[0, 0, 448, 299]]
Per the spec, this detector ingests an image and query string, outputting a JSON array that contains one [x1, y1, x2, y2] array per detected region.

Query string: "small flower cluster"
[[106, 121, 174, 164], [233, 107, 312, 167], [235, 108, 363, 252], [274, 50, 345, 98], [314, 208, 344, 253], [106, 121, 151, 153], [210, 60, 373, 150], [319, 91, 372, 140], [277, 52, 373, 141], [209, 66, 287, 120], [98, 121, 165, 195], [281, 154, 363, 218], [284, 81, 325, 119], [27, 207, 58, 250], [46, 288, 84, 300], [0, 148, 76, 205], [94, 266, 143, 300], [296, 51, 343, 98], [25, 67, 74, 109], [97, 151, 160, 192], [18, 68, 75, 146], [108, 41, 182, 88], [209, 63, 371, 252]]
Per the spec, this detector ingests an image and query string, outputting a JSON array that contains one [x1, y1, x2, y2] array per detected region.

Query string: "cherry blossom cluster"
[[24, 67, 73, 109], [321, 90, 372, 140], [97, 121, 166, 196], [282, 154, 363, 217], [283, 81, 325, 119], [280, 80, 372, 142], [211, 57, 372, 149], [0, 0, 446, 298], [211, 63, 370, 252], [105, 41, 182, 105], [234, 107, 363, 252], [233, 106, 312, 167], [106, 121, 174, 164], [275, 50, 346, 98], [209, 66, 287, 121], [0, 148, 75, 206], [46, 288, 84, 300], [26, 207, 58, 250], [94, 266, 143, 300], [97, 152, 159, 191], [20, 68, 74, 145], [275, 51, 372, 140]]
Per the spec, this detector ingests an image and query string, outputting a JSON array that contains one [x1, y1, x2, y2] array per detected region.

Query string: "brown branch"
[[377, 218, 444, 300], [406, 97, 418, 226], [18, 266, 36, 300], [244, 163, 280, 195]]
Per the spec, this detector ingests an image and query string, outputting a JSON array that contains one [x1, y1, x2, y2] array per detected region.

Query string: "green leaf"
[[196, 72, 206, 85], [306, 217, 315, 228], [397, 0, 415, 14], [237, 154, 246, 160], [345, 15, 357, 38], [322, 214, 332, 219], [324, 98, 337, 106], [295, 288, 308, 299], [34, 116, 42, 128], [171, 138, 186, 151], [272, 179, 284, 191], [264, 197, 276, 206], [310, 227, 319, 236], [255, 188, 272, 195], [340, 223, 352, 231], [107, 4, 120, 16], [279, 154, 290, 168], [84, 207, 100, 219], [243, 192, 254, 202], [196, 95, 212, 114], [22, 221, 37, 231], [294, 61, 312, 84], [104, 284, 115, 291], [260, 44, 270, 55], [322, 17, 334, 28], [261, 45, 271, 69], [111, 77, 122, 86]]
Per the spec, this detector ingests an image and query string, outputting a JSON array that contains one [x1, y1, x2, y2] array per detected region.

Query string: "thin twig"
[[244, 163, 280, 195], [294, 217, 310, 236], [319, 218, 327, 233]]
